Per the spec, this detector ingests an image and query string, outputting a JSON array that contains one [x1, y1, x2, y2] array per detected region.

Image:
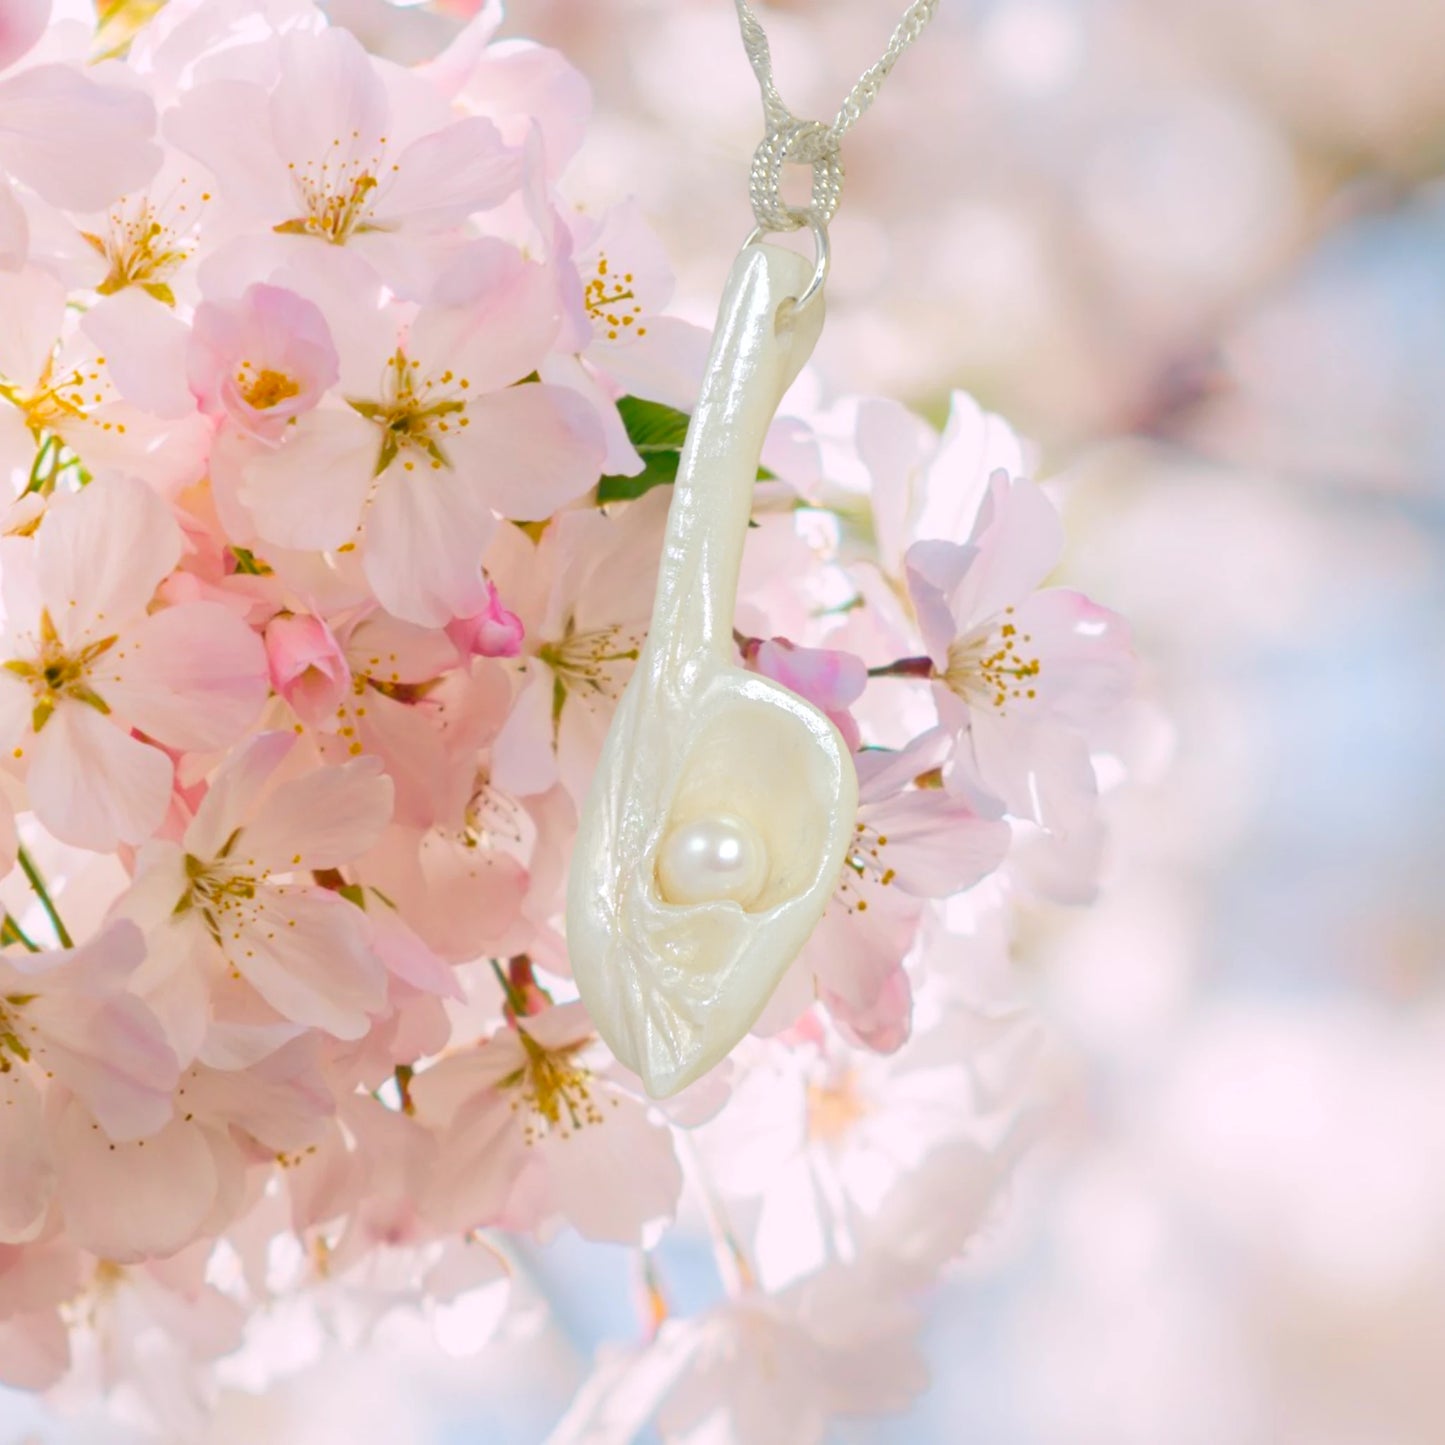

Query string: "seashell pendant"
[[566, 240, 857, 1098]]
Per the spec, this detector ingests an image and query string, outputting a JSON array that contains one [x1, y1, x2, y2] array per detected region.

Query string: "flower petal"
[[542, 1097, 682, 1244], [241, 755, 394, 871], [463, 383, 604, 521], [239, 407, 379, 552], [37, 475, 181, 641], [229, 888, 386, 1039], [0, 64, 159, 211], [56, 1102, 218, 1264], [0, 262, 62, 386], [27, 988, 179, 1143], [858, 792, 1010, 899], [949, 473, 1065, 629], [27, 704, 172, 851], [423, 1091, 527, 1232], [0, 0, 47, 72], [270, 28, 387, 179], [0, 173, 27, 270], [0, 1071, 53, 1244], [184, 730, 295, 861], [102, 601, 268, 752], [363, 465, 497, 626], [373, 116, 521, 230], [0, 1311, 68, 1391]]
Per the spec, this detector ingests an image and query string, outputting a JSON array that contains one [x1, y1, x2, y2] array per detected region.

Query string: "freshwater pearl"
[[656, 814, 769, 908]]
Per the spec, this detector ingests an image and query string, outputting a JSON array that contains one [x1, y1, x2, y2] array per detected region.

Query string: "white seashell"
[[567, 241, 858, 1098]]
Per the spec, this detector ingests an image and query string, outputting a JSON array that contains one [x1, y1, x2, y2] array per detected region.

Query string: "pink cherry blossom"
[[0, 476, 268, 850], [488, 486, 669, 801], [0, 922, 184, 1254], [230, 246, 605, 625], [703, 994, 1032, 1294], [906, 471, 1135, 831], [763, 729, 1011, 1050], [415, 999, 682, 1244], [549, 200, 711, 472], [168, 26, 522, 293], [0, 266, 209, 494], [0, 0, 161, 270], [124, 732, 393, 1048], [189, 282, 339, 440]]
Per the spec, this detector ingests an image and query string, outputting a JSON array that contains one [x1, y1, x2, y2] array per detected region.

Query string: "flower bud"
[[446, 580, 524, 659], [264, 612, 351, 727]]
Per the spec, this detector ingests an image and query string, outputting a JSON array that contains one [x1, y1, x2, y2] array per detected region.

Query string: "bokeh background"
[[5, 0, 1444, 1440]]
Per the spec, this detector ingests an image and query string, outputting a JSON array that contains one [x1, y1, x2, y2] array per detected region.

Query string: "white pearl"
[[656, 813, 769, 908]]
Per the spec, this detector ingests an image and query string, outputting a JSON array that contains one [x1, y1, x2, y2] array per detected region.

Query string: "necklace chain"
[[734, 0, 940, 151], [733, 0, 939, 234]]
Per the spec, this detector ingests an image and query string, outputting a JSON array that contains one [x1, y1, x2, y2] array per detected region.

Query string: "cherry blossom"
[[123, 732, 393, 1050], [168, 25, 522, 293], [704, 985, 1032, 1293], [0, 0, 162, 270], [906, 472, 1135, 831], [0, 266, 209, 494], [0, 476, 268, 849], [488, 487, 669, 802], [189, 282, 339, 440], [229, 245, 605, 625], [415, 998, 682, 1244], [446, 577, 524, 659], [0, 921, 178, 1245]]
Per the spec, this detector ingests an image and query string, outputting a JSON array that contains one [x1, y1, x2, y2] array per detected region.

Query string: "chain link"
[[734, 0, 939, 232]]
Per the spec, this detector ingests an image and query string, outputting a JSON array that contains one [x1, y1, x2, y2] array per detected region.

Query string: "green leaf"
[[597, 397, 779, 504], [616, 395, 691, 453], [597, 449, 680, 503]]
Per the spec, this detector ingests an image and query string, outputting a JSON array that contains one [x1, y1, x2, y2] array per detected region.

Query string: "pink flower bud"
[[264, 612, 350, 727], [446, 580, 524, 658]]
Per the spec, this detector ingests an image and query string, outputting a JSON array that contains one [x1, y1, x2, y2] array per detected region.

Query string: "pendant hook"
[[743, 210, 830, 319]]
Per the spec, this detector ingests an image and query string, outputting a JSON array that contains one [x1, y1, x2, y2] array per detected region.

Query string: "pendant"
[[567, 240, 858, 1098]]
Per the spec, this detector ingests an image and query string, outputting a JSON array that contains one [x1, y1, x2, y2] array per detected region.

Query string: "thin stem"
[[1, 913, 39, 952], [677, 1133, 753, 1297], [488, 956, 528, 1016], [867, 654, 935, 679], [24, 435, 58, 496], [16, 847, 73, 948], [633, 1250, 670, 1340]]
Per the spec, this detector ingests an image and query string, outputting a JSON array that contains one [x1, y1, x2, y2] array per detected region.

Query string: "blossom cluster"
[[0, 1, 1134, 1438]]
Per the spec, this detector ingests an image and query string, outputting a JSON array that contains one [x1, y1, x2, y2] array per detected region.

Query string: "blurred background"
[[7, 0, 1445, 1440]]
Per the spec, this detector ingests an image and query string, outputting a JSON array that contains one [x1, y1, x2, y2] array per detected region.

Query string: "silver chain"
[[734, 0, 940, 233]]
